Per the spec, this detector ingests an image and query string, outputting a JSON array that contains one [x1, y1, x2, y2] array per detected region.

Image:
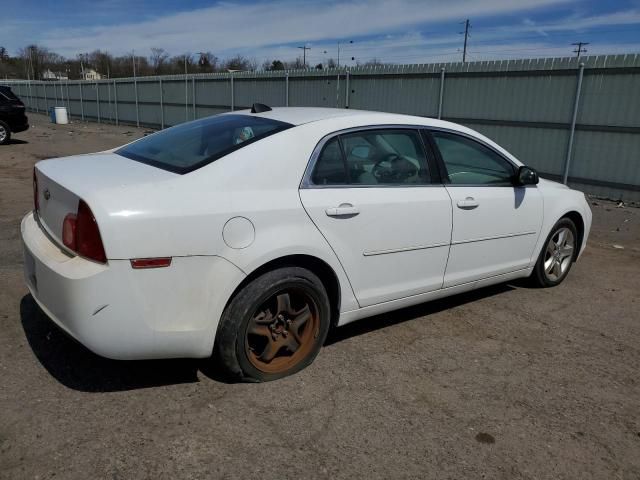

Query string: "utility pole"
[[461, 19, 471, 63], [297, 46, 310, 68], [572, 42, 589, 60]]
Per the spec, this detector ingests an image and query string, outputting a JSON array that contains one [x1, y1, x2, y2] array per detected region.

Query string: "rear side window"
[[116, 114, 292, 174], [312, 138, 347, 185], [311, 129, 431, 186], [0, 87, 20, 102]]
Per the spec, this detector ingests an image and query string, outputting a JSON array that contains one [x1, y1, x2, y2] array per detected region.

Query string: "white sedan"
[[22, 106, 592, 381]]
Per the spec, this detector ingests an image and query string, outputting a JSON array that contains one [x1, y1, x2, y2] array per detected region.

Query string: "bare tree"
[[223, 54, 253, 71], [363, 58, 384, 67], [150, 47, 169, 74], [89, 50, 113, 78]]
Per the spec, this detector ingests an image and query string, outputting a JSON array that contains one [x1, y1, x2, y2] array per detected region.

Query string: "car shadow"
[[8, 139, 29, 145], [21, 281, 523, 390], [20, 294, 201, 393], [325, 282, 516, 345]]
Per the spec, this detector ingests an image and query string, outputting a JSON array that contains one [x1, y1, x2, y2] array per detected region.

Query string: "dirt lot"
[[1, 114, 639, 480]]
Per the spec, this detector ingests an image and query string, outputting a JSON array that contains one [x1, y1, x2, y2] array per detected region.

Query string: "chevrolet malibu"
[[22, 106, 592, 381]]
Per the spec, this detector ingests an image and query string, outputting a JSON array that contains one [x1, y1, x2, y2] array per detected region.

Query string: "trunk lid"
[[34, 152, 176, 249]]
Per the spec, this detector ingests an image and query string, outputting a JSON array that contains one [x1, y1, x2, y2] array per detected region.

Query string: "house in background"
[[82, 68, 102, 80], [42, 69, 69, 81]]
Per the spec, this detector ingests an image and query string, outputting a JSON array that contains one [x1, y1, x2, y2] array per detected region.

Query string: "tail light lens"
[[62, 214, 77, 250], [33, 168, 39, 212], [61, 200, 107, 263]]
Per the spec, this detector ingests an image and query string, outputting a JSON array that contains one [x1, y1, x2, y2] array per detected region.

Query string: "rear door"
[[427, 129, 543, 287], [299, 127, 452, 308]]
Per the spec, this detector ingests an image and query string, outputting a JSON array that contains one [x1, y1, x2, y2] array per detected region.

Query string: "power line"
[[572, 41, 589, 59]]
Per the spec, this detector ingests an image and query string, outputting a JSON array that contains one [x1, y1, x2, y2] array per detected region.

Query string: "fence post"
[[230, 74, 235, 111], [66, 81, 71, 120], [438, 67, 446, 119], [285, 72, 289, 107], [345, 70, 350, 108], [113, 80, 119, 126], [192, 77, 196, 119], [96, 81, 101, 123], [44, 83, 48, 113], [185, 74, 189, 121], [28, 81, 33, 112], [563, 62, 585, 185], [159, 78, 164, 129], [79, 82, 85, 121], [134, 78, 140, 127]]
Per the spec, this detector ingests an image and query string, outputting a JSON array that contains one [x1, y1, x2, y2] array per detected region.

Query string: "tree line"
[[0, 45, 382, 80]]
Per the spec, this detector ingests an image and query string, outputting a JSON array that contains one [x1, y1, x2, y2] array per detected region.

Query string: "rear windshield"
[[116, 114, 293, 174], [0, 87, 20, 102]]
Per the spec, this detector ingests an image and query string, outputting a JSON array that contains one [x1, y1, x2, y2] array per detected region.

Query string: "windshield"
[[116, 114, 293, 174]]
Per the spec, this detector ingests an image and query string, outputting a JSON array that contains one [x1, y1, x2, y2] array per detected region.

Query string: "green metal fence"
[[6, 53, 640, 201]]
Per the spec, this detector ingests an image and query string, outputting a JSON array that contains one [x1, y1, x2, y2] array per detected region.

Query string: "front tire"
[[0, 121, 11, 145], [213, 267, 331, 382], [531, 218, 578, 287]]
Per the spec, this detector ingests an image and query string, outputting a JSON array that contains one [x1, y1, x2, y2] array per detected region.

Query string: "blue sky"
[[2, 0, 639, 64]]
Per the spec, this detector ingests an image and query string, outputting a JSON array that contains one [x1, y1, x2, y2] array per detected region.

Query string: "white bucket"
[[54, 107, 69, 125]]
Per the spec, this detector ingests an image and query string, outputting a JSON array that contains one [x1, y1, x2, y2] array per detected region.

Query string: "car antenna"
[[251, 103, 272, 113]]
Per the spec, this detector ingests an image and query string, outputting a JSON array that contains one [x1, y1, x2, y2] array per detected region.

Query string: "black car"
[[0, 86, 29, 145]]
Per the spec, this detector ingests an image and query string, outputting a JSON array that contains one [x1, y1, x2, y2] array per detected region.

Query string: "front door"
[[429, 130, 543, 287], [300, 128, 452, 307]]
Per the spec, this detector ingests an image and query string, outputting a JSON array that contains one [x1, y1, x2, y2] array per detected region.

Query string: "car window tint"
[[0, 88, 20, 101], [341, 130, 430, 185], [432, 132, 514, 185], [116, 114, 292, 174], [311, 138, 347, 185]]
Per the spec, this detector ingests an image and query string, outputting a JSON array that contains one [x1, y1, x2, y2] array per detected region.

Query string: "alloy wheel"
[[0, 125, 7, 143], [543, 227, 575, 282], [245, 288, 320, 374]]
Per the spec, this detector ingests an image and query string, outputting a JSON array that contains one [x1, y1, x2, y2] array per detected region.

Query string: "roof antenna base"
[[251, 103, 272, 113]]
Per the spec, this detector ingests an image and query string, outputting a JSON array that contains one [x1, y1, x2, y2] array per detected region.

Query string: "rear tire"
[[0, 121, 11, 145], [531, 217, 578, 287], [213, 267, 331, 382]]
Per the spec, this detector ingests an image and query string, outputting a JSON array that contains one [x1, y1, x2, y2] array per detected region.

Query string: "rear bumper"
[[6, 113, 29, 133], [11, 121, 29, 133], [21, 212, 245, 360]]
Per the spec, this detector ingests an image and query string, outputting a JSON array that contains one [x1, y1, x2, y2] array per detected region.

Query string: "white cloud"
[[38, 0, 577, 57], [531, 9, 640, 32]]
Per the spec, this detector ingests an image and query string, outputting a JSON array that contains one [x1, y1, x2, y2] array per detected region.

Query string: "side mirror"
[[515, 166, 539, 186]]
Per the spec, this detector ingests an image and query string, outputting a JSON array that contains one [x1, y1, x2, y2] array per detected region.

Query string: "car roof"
[[227, 106, 523, 166], [229, 106, 453, 128]]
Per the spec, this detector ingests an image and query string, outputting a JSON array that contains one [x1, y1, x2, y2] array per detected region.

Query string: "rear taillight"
[[61, 200, 107, 263], [33, 168, 39, 212]]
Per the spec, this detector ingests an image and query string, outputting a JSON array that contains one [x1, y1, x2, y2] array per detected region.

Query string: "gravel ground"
[[1, 114, 639, 480]]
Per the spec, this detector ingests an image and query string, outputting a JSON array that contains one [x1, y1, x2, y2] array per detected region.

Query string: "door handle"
[[457, 197, 479, 209], [325, 203, 360, 217]]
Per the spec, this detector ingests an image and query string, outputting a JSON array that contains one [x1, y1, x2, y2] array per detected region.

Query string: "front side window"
[[432, 131, 515, 185], [311, 129, 431, 186], [117, 114, 292, 174]]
